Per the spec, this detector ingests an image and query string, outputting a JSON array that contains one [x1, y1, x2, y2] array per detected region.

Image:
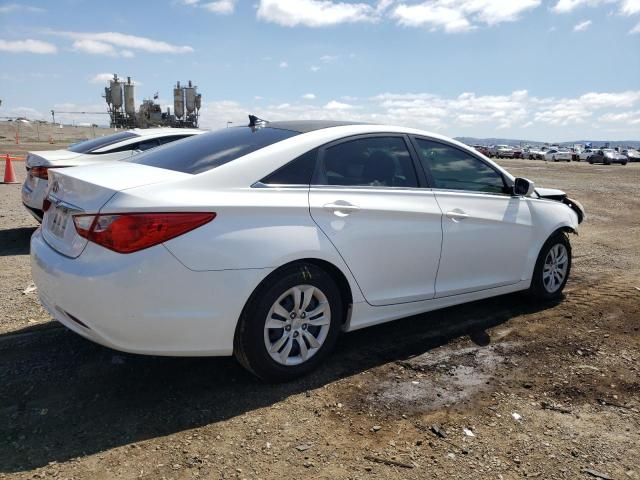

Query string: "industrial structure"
[[103, 74, 202, 129]]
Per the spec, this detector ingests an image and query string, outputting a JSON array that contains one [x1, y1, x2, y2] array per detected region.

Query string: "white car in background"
[[622, 149, 640, 162], [578, 148, 597, 161], [22, 128, 203, 222], [31, 119, 584, 381], [544, 148, 572, 162]]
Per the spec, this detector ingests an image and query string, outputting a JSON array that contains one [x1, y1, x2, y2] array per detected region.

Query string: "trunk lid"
[[27, 150, 84, 167], [42, 163, 191, 257]]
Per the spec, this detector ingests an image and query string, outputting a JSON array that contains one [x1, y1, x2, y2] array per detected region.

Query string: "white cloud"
[[0, 38, 57, 54], [0, 3, 45, 13], [201, 0, 237, 14], [324, 100, 356, 109], [392, 0, 541, 32], [302, 93, 316, 99], [573, 19, 592, 30], [72, 39, 117, 56], [630, 20, 640, 32], [279, 60, 289, 68], [310, 65, 321, 72], [89, 73, 142, 85], [599, 110, 640, 123], [179, 0, 237, 13], [49, 31, 193, 55], [257, 0, 378, 27], [320, 54, 339, 62], [552, 0, 640, 15], [89, 73, 118, 84]]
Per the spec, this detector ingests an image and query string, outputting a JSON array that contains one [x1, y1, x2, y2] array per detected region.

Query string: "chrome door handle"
[[446, 210, 469, 221], [323, 202, 360, 216]]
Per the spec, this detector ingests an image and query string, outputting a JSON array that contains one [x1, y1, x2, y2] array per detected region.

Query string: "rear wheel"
[[234, 263, 343, 382], [528, 232, 571, 300]]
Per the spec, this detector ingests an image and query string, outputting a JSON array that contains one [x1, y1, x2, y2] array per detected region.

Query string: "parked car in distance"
[[544, 148, 572, 162], [512, 146, 523, 159], [31, 119, 584, 381], [588, 149, 628, 165], [524, 146, 544, 160], [622, 149, 640, 162], [473, 145, 491, 157], [495, 145, 515, 158], [578, 148, 597, 161], [22, 128, 204, 222]]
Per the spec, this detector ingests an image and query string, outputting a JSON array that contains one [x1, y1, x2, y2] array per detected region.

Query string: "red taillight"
[[73, 212, 216, 254], [30, 166, 49, 179]]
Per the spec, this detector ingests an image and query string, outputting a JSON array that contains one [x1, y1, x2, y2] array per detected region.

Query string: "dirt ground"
[[0, 140, 639, 480]]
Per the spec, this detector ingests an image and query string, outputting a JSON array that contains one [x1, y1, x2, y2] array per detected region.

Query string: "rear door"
[[411, 137, 533, 298], [308, 134, 443, 306]]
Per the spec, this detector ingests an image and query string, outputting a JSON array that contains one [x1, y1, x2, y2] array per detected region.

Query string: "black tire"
[[528, 232, 572, 301], [622, 162, 627, 166], [234, 263, 343, 382], [553, 155, 558, 162]]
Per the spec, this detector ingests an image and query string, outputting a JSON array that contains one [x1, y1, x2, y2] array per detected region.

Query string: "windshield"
[[67, 131, 139, 153], [129, 126, 300, 174]]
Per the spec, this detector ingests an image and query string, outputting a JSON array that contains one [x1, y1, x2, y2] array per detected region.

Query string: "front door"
[[412, 137, 534, 297], [308, 135, 443, 306]]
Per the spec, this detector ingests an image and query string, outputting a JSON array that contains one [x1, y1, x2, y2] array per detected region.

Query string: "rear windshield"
[[129, 127, 299, 174], [67, 131, 139, 153]]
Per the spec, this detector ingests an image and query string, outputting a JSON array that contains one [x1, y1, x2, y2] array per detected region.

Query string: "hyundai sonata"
[[31, 119, 584, 381]]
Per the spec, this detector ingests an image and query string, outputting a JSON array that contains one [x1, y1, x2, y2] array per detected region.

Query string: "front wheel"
[[528, 232, 572, 300], [234, 263, 343, 382]]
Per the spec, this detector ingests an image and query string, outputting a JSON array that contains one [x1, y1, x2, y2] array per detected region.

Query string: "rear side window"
[[130, 127, 299, 174], [108, 138, 161, 153], [314, 136, 418, 188], [67, 131, 139, 153], [414, 138, 506, 194], [260, 149, 317, 185]]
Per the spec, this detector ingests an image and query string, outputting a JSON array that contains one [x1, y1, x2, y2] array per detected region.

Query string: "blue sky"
[[1, 0, 639, 141]]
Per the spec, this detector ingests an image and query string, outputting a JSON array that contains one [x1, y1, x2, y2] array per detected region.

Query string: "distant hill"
[[455, 137, 640, 149]]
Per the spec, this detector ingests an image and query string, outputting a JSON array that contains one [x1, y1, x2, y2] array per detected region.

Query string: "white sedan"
[[22, 128, 203, 222], [31, 120, 584, 381], [543, 148, 572, 162]]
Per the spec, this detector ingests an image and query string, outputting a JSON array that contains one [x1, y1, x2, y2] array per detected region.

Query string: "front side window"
[[313, 136, 418, 188], [414, 138, 506, 194]]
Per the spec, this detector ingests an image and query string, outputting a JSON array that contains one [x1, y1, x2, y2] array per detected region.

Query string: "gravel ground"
[[0, 144, 639, 480]]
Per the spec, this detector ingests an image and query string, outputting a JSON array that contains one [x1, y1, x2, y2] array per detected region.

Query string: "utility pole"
[[51, 110, 55, 125]]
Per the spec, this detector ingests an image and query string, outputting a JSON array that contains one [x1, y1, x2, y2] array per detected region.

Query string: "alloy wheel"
[[263, 285, 331, 366], [542, 244, 569, 293]]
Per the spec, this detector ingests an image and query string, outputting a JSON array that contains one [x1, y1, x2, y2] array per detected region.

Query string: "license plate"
[[49, 207, 69, 238]]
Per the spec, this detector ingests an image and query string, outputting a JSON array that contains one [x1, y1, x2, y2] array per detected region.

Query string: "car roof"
[[264, 120, 369, 133]]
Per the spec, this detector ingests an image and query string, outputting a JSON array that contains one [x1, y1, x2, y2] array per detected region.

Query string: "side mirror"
[[514, 177, 535, 197]]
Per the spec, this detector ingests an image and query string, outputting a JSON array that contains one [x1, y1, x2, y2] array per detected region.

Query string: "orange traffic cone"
[[2, 154, 19, 184]]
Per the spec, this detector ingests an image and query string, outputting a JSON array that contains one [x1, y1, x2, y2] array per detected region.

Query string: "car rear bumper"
[[30, 228, 272, 356], [21, 178, 47, 219]]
